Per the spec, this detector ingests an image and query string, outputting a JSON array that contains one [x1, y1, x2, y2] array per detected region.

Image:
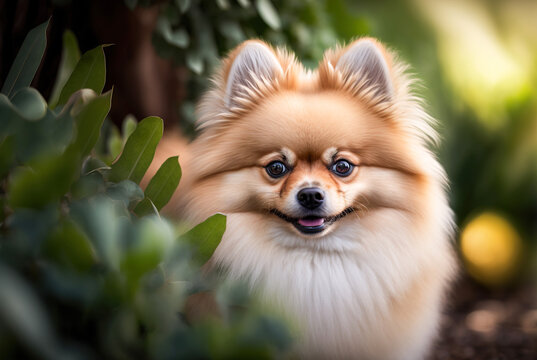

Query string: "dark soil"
[[430, 276, 537, 359]]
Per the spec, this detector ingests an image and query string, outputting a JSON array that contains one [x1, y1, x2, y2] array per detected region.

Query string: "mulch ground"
[[430, 276, 537, 359]]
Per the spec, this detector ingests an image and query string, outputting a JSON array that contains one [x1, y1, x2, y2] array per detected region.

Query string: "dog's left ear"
[[223, 40, 283, 108], [335, 38, 394, 102]]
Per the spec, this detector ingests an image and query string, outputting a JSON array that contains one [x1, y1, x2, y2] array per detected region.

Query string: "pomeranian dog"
[[167, 38, 457, 359]]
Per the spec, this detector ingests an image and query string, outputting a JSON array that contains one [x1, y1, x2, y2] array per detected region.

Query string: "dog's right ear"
[[223, 40, 283, 109], [335, 38, 394, 102]]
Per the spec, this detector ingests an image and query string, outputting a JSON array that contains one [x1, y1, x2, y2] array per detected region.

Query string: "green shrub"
[[0, 20, 291, 359], [123, 0, 367, 129]]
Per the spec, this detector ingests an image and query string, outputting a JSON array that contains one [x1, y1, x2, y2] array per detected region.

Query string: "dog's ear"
[[335, 38, 394, 102], [223, 40, 283, 108]]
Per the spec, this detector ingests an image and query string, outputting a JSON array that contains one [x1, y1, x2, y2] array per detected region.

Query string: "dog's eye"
[[266, 161, 288, 178], [331, 159, 354, 177]]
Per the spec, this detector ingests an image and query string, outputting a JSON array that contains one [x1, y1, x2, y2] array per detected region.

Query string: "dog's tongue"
[[298, 217, 324, 227]]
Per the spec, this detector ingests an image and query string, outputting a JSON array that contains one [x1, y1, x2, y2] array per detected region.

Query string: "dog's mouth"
[[270, 208, 354, 235]]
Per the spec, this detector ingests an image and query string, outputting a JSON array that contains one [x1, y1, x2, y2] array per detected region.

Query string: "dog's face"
[[226, 91, 425, 238], [182, 39, 437, 242]]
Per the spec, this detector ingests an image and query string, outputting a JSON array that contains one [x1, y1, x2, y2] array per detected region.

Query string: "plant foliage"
[[124, 0, 368, 128], [0, 21, 291, 359]]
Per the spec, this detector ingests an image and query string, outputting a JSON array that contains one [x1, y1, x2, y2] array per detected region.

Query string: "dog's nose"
[[297, 187, 325, 209]]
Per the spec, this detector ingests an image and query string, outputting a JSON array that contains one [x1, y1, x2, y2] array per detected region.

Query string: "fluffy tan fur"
[[165, 38, 457, 359]]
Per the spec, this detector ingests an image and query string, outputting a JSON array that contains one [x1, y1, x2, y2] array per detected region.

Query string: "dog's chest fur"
[[210, 211, 453, 360]]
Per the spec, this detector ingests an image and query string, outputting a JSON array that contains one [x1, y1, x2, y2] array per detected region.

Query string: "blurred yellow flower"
[[460, 212, 523, 286]]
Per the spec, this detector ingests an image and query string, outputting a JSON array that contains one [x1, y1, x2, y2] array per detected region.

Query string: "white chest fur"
[[210, 210, 455, 360]]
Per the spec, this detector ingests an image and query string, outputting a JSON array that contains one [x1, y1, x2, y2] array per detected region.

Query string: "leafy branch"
[[0, 20, 291, 359]]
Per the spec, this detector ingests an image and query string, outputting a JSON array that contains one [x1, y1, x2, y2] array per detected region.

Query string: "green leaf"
[[42, 220, 97, 272], [57, 45, 107, 106], [70, 197, 123, 270], [216, 0, 230, 10], [0, 88, 46, 136], [1, 90, 73, 160], [134, 156, 181, 216], [219, 20, 246, 44], [121, 216, 174, 285], [109, 116, 163, 184], [156, 18, 190, 48], [10, 87, 47, 121], [186, 52, 204, 74], [1, 19, 49, 98], [0, 264, 60, 359], [69, 90, 113, 158], [181, 214, 226, 264], [14, 109, 74, 162], [106, 180, 144, 207], [104, 115, 137, 163], [0, 88, 47, 132], [70, 170, 106, 200], [255, 0, 281, 30], [82, 157, 110, 175], [49, 30, 81, 109], [8, 151, 79, 209], [122, 114, 137, 141], [196, 12, 219, 67], [107, 124, 123, 160], [169, 28, 190, 48], [175, 0, 191, 13]]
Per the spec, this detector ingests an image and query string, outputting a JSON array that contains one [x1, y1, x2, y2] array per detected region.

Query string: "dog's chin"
[[270, 208, 355, 237]]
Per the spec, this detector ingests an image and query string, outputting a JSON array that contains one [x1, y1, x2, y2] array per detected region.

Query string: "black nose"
[[297, 187, 325, 209]]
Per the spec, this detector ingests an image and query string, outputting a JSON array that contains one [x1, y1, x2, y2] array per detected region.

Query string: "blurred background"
[[1, 0, 536, 358]]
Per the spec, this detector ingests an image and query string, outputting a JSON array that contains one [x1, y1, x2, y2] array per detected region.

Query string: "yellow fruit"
[[460, 212, 523, 286]]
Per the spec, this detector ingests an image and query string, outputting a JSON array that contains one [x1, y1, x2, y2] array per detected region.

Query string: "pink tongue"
[[298, 218, 324, 227]]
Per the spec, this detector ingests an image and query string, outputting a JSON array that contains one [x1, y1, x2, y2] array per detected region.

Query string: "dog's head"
[[179, 39, 445, 240]]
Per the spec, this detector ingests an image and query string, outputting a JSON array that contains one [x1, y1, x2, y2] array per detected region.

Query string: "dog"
[[166, 38, 457, 359]]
